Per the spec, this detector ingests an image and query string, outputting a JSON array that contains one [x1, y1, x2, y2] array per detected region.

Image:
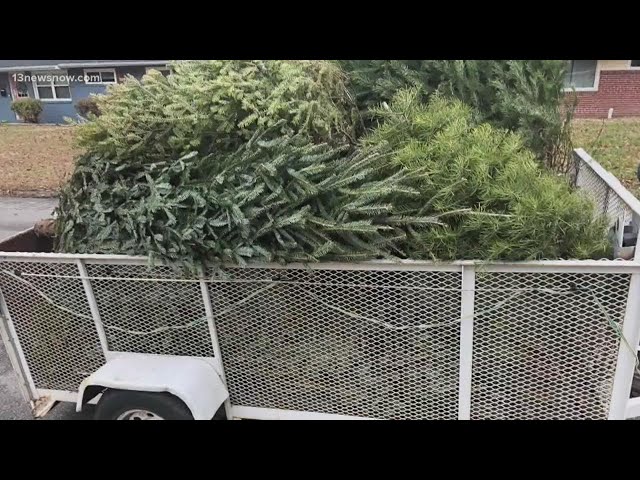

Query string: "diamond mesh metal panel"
[[576, 161, 610, 215], [210, 266, 462, 419], [576, 161, 633, 231], [471, 271, 630, 419], [0, 261, 104, 390], [0, 255, 635, 419], [86, 264, 214, 358]]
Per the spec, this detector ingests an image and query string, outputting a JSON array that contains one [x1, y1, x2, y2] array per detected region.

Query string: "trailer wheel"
[[94, 389, 194, 420]]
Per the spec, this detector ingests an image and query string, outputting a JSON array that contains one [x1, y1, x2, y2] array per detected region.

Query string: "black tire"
[[632, 363, 640, 398], [94, 389, 194, 420]]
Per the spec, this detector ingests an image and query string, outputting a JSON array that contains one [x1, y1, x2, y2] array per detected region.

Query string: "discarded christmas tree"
[[55, 63, 610, 266]]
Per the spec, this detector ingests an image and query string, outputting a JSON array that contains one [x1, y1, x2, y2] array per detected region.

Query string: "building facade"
[[0, 60, 170, 123], [565, 60, 640, 118]]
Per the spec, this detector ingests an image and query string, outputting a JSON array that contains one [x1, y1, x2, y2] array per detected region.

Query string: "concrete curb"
[[0, 123, 74, 127], [0, 190, 58, 198]]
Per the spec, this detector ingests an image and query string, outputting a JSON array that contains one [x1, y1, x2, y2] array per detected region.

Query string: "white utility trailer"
[[2, 149, 640, 420]]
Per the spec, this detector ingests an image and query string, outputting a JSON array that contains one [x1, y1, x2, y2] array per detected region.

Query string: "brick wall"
[[572, 70, 640, 118]]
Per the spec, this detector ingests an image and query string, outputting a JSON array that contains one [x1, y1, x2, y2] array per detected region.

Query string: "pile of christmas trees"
[[55, 60, 610, 266]]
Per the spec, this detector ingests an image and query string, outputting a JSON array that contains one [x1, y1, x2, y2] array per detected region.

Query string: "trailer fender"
[[76, 353, 228, 420]]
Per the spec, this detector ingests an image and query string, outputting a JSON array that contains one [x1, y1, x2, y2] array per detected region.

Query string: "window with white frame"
[[145, 65, 171, 77], [34, 70, 71, 101], [564, 60, 598, 90], [630, 60, 640, 68], [84, 68, 117, 85]]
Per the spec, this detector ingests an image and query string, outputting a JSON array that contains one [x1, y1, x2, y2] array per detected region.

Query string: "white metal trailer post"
[[0, 149, 639, 420]]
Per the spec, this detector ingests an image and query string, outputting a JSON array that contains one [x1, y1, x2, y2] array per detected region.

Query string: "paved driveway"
[[0, 197, 58, 240], [0, 196, 92, 420]]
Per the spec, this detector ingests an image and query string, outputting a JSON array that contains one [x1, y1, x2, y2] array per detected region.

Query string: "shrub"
[[10, 98, 43, 123], [75, 97, 101, 118]]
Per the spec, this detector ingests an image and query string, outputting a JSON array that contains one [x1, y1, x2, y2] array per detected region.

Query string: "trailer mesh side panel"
[[86, 264, 214, 358], [0, 261, 104, 390], [575, 159, 634, 230], [471, 271, 630, 419], [210, 267, 462, 420], [0, 258, 634, 419]]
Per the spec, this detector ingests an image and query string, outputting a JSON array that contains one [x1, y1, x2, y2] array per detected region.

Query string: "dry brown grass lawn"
[[572, 118, 640, 197], [0, 124, 80, 196]]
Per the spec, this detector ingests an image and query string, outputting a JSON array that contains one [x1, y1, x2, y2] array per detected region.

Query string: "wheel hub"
[[116, 409, 164, 420]]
